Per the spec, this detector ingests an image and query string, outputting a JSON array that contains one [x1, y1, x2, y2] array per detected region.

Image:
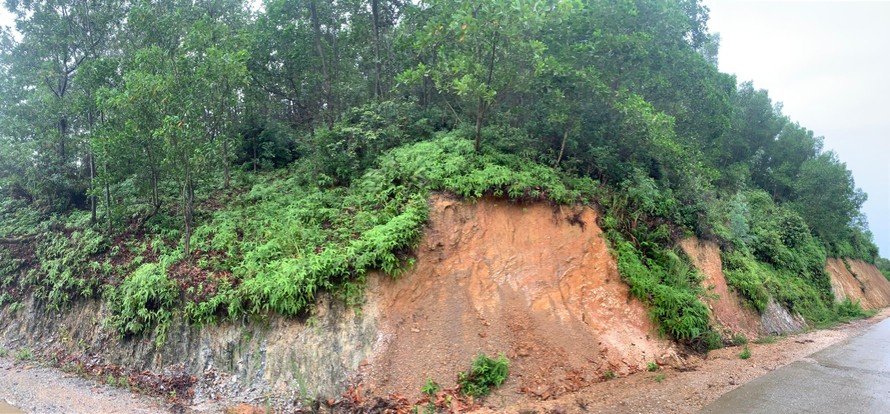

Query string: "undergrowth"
[[457, 354, 510, 398], [0, 132, 877, 350]]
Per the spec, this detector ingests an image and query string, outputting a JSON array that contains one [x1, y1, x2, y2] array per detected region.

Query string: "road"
[[699, 317, 890, 413]]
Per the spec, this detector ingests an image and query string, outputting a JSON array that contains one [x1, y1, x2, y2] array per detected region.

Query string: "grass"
[[15, 347, 33, 361], [654, 373, 666, 383], [0, 347, 7, 358], [738, 346, 751, 360], [731, 334, 748, 346], [753, 335, 778, 345], [647, 362, 659, 372]]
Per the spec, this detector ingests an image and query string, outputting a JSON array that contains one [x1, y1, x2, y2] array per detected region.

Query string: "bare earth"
[[0, 309, 886, 413]]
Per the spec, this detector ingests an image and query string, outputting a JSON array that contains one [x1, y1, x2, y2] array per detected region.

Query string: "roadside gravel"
[[0, 355, 168, 414]]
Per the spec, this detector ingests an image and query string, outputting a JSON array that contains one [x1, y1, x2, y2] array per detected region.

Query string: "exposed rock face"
[[679, 238, 761, 340], [0, 292, 378, 404], [825, 258, 890, 309], [362, 196, 677, 402], [760, 296, 807, 335]]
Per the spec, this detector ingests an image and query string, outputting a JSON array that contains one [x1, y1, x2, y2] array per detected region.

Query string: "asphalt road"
[[699, 317, 890, 414]]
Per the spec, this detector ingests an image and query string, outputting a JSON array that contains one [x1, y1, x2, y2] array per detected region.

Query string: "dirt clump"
[[826, 258, 890, 309], [359, 195, 678, 405]]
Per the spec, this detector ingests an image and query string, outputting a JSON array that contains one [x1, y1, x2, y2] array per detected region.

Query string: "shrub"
[[615, 241, 711, 342], [738, 346, 751, 360], [647, 362, 658, 372], [458, 354, 510, 398], [105, 263, 177, 347]]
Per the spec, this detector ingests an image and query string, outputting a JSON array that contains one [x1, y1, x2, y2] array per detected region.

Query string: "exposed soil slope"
[[360, 195, 678, 402], [826, 258, 890, 309], [679, 239, 761, 340]]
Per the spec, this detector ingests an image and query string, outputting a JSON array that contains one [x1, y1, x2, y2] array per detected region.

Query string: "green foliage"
[[15, 347, 33, 361], [105, 263, 177, 347], [876, 257, 890, 281], [0, 347, 7, 358], [646, 362, 658, 372], [731, 334, 748, 346], [613, 240, 711, 342], [181, 134, 595, 322], [603, 370, 617, 380], [29, 227, 107, 311], [738, 346, 751, 360], [457, 354, 510, 399], [0, 0, 881, 361], [702, 331, 724, 351], [753, 336, 778, 345], [421, 379, 441, 396]]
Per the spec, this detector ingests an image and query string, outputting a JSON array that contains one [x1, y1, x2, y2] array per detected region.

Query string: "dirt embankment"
[[679, 238, 807, 339], [679, 239, 761, 340], [360, 195, 678, 403], [826, 258, 890, 309]]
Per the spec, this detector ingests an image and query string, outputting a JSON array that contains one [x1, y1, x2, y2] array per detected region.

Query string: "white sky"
[[2, 2, 888, 256], [705, 0, 890, 257]]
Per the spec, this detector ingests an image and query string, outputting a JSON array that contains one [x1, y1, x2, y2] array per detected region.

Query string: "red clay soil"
[[679, 238, 761, 340], [826, 258, 890, 309], [359, 195, 680, 404]]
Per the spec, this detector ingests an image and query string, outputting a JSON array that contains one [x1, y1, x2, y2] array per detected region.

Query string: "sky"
[[704, 0, 890, 256], [1, 2, 888, 255]]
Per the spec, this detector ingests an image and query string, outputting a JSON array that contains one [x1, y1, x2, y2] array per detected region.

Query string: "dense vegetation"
[[0, 0, 880, 345]]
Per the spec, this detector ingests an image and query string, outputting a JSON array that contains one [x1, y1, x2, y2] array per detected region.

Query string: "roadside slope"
[[826, 258, 890, 309], [361, 195, 678, 402]]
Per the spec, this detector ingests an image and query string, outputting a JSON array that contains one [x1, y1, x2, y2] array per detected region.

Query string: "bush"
[[458, 354, 510, 398], [615, 241, 711, 341], [106, 263, 177, 346]]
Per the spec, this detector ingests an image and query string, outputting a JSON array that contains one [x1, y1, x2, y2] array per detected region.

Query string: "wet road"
[[699, 317, 890, 413]]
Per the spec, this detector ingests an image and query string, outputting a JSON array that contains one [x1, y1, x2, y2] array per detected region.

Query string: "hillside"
[[1, 0, 889, 411]]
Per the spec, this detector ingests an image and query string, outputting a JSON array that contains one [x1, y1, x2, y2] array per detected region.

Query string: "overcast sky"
[[1, 2, 888, 255], [704, 0, 890, 256]]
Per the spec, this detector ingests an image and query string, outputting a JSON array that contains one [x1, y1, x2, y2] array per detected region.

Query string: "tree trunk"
[[309, 0, 333, 129], [222, 138, 230, 189], [555, 128, 569, 168], [474, 97, 485, 153], [371, 0, 383, 98], [104, 163, 112, 234], [183, 170, 194, 257], [474, 30, 500, 153], [89, 151, 96, 223]]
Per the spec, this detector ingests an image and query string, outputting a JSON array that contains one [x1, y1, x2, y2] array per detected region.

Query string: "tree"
[[402, 0, 547, 152], [792, 151, 866, 246]]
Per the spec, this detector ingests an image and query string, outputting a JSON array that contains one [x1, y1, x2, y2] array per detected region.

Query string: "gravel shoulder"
[[0, 356, 169, 414]]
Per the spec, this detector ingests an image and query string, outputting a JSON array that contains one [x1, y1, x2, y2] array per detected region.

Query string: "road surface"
[[699, 317, 890, 413]]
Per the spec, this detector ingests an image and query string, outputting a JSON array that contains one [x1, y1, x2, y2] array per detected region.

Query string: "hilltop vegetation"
[[0, 0, 879, 345]]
